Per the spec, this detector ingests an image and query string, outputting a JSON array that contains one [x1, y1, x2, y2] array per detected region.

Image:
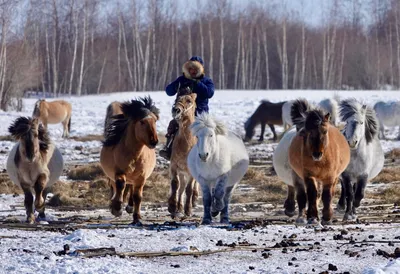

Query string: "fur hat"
[[182, 56, 205, 80]]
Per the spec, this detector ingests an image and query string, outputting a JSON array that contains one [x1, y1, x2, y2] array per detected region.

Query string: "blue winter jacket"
[[165, 75, 214, 114]]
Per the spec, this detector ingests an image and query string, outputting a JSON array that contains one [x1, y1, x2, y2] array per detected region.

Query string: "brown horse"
[[168, 93, 199, 218], [32, 99, 72, 138], [100, 96, 159, 225], [6, 117, 64, 223], [244, 100, 286, 142], [288, 99, 350, 225], [103, 101, 134, 212]]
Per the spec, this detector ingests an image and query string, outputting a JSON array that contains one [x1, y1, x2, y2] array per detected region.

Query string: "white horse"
[[272, 127, 305, 218], [338, 99, 384, 221], [187, 113, 249, 224], [282, 100, 294, 130], [318, 98, 340, 127], [281, 98, 340, 129], [373, 101, 400, 140]]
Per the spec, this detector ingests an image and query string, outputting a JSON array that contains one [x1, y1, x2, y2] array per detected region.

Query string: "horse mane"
[[103, 96, 159, 147], [339, 99, 379, 143], [8, 116, 50, 152], [304, 109, 326, 131], [290, 99, 314, 130], [191, 113, 227, 136], [32, 99, 43, 118]]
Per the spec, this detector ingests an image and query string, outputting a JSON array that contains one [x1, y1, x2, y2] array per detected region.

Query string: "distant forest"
[[0, 0, 398, 110]]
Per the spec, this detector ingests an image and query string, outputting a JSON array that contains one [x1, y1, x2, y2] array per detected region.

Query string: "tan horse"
[[32, 99, 72, 138], [100, 96, 159, 225], [168, 93, 199, 218], [103, 100, 134, 212], [6, 117, 64, 223], [288, 99, 350, 225]]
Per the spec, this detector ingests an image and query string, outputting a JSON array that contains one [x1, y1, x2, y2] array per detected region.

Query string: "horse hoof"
[[295, 217, 307, 225], [201, 219, 212, 225], [130, 221, 143, 227], [125, 205, 134, 214], [111, 208, 123, 217], [284, 209, 296, 217], [27, 215, 35, 224], [220, 217, 229, 224], [336, 204, 346, 213], [321, 219, 332, 226], [211, 211, 220, 217], [307, 218, 320, 225], [343, 213, 356, 222]]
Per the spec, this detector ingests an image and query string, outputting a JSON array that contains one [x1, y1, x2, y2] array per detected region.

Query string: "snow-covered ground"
[[0, 90, 400, 273]]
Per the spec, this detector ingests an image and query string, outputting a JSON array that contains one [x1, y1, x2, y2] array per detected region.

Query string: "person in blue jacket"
[[159, 56, 215, 160]]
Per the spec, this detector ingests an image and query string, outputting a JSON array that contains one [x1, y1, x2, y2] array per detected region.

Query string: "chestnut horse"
[[32, 99, 72, 138], [288, 99, 350, 225], [168, 93, 199, 218], [6, 117, 64, 223], [244, 100, 286, 142], [100, 97, 159, 225]]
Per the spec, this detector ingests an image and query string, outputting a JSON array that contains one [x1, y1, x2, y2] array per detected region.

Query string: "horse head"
[[191, 113, 227, 162], [243, 117, 254, 142], [172, 93, 197, 121], [8, 116, 50, 163], [340, 99, 379, 150], [304, 110, 330, 161], [110, 96, 159, 149]]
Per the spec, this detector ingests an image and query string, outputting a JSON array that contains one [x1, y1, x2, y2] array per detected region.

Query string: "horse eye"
[[210, 134, 213, 137], [186, 99, 191, 103], [360, 121, 364, 125], [140, 121, 145, 125]]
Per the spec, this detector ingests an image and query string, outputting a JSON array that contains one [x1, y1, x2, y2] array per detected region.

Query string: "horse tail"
[[32, 100, 42, 118], [68, 116, 71, 133], [290, 99, 312, 131]]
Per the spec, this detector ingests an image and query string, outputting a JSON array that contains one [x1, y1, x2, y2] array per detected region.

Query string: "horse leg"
[[34, 174, 47, 213], [131, 178, 145, 225], [354, 175, 368, 210], [168, 169, 180, 218], [38, 188, 49, 219], [212, 174, 228, 215], [342, 175, 355, 221], [292, 172, 307, 224], [258, 123, 266, 142], [184, 177, 195, 216], [110, 174, 126, 217], [192, 181, 199, 208], [337, 176, 346, 213], [220, 186, 234, 224], [379, 123, 385, 140], [269, 124, 277, 141], [284, 185, 296, 217], [305, 177, 319, 224], [62, 120, 68, 138], [125, 185, 134, 214], [200, 181, 213, 225], [177, 173, 187, 214], [21, 183, 35, 224], [321, 178, 337, 225]]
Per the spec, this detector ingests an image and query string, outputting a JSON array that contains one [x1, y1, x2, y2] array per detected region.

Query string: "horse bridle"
[[173, 101, 194, 120]]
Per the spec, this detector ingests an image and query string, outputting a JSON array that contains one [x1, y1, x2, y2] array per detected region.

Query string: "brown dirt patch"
[[67, 163, 105, 181]]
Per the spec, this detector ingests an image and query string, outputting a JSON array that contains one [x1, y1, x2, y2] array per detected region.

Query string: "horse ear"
[[190, 93, 197, 101], [324, 113, 331, 122]]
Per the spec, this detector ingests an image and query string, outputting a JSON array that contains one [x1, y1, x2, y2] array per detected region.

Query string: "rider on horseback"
[[159, 56, 215, 160]]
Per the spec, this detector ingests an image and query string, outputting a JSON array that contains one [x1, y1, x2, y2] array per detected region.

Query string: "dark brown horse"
[[100, 97, 159, 225], [288, 99, 350, 225], [244, 100, 286, 142]]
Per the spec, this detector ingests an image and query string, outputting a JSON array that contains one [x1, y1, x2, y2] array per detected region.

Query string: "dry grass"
[[0, 135, 13, 141], [67, 163, 105, 181], [0, 172, 21, 195], [232, 167, 286, 204], [69, 135, 104, 142], [376, 186, 400, 205], [373, 167, 400, 184], [386, 148, 400, 160]]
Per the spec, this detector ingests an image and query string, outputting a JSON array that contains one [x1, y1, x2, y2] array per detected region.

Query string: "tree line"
[[0, 0, 398, 110]]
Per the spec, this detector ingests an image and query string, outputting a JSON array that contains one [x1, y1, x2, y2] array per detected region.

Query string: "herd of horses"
[[4, 93, 400, 227]]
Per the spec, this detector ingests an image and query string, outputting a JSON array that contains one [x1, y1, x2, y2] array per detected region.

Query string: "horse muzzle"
[[172, 107, 183, 120], [312, 152, 323, 162], [198, 153, 209, 162], [348, 140, 358, 150]]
